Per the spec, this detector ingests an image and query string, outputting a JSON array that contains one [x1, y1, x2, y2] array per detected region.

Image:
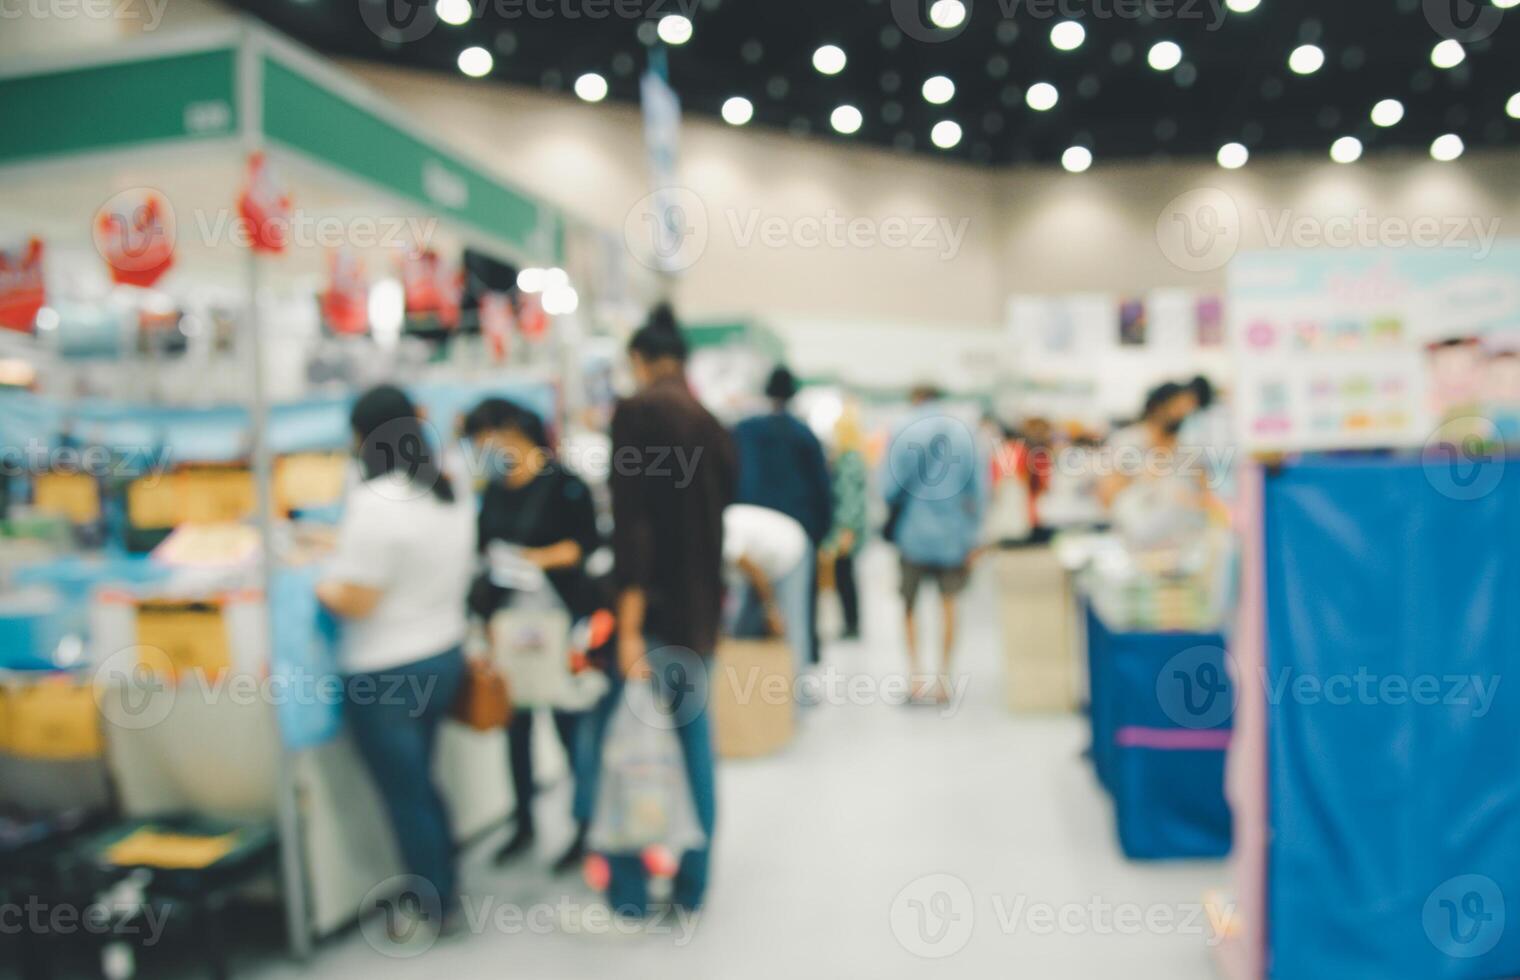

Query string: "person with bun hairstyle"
[[590, 302, 736, 917], [317, 384, 476, 936]]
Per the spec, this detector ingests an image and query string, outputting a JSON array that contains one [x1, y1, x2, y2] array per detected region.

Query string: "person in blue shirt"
[[732, 366, 834, 663], [881, 385, 990, 703]]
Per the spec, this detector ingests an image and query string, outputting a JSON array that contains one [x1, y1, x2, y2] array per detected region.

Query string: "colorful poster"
[[94, 190, 175, 288], [1118, 297, 1148, 346], [237, 152, 292, 254], [1228, 246, 1520, 451]]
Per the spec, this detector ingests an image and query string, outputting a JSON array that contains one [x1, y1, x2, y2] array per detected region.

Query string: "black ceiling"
[[229, 0, 1520, 166]]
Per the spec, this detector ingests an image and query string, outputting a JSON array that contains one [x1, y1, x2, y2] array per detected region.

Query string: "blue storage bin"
[[1111, 727, 1233, 860]]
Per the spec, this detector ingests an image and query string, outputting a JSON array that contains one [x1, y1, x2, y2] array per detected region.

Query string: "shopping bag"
[[450, 656, 512, 731], [588, 682, 706, 857]]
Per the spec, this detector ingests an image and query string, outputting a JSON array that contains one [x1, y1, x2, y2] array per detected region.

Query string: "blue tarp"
[[1084, 601, 1233, 859], [1264, 457, 1520, 980]]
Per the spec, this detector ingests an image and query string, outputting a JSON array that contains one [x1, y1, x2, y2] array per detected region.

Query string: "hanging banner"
[[320, 249, 369, 336], [0, 237, 45, 332], [237, 151, 292, 254], [93, 189, 176, 288], [639, 58, 685, 275]]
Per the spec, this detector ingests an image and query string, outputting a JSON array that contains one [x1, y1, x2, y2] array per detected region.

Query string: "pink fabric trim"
[[1115, 726, 1232, 751]]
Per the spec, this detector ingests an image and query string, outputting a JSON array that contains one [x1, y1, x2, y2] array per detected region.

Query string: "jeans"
[[734, 557, 811, 678], [508, 707, 582, 831], [582, 642, 716, 914], [345, 646, 466, 912]]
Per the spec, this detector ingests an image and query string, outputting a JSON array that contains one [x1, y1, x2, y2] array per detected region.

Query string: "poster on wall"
[[1228, 245, 1520, 451], [1118, 297, 1148, 346]]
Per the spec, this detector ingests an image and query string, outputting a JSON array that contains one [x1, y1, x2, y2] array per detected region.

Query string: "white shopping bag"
[[587, 682, 706, 857], [489, 605, 573, 707]]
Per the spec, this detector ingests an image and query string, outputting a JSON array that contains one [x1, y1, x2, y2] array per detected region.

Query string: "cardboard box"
[[34, 472, 102, 524], [995, 548, 1077, 713], [5, 677, 103, 760], [711, 638, 795, 759]]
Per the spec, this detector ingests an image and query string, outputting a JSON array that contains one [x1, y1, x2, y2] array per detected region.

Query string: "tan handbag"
[[451, 656, 513, 731]]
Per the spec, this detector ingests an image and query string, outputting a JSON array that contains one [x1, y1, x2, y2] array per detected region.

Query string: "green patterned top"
[[825, 449, 868, 555]]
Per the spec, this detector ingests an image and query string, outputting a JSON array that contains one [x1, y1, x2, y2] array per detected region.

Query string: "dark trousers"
[[834, 551, 860, 635], [806, 546, 821, 663], [508, 707, 582, 831], [582, 643, 716, 914], [345, 646, 466, 912]]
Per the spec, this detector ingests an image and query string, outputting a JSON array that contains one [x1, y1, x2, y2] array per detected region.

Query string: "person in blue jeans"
[[602, 303, 736, 916], [318, 385, 477, 932]]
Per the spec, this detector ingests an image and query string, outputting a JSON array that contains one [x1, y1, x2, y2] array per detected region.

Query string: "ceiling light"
[[657, 14, 693, 45], [1051, 21, 1085, 51], [922, 75, 955, 104], [929, 0, 966, 29], [813, 44, 847, 74], [1496, 0, 1519, 6], [1026, 81, 1059, 111], [1061, 145, 1093, 172], [1217, 142, 1249, 169], [1370, 98, 1405, 127], [457, 46, 493, 77], [516, 268, 545, 292], [1148, 41, 1182, 71], [574, 72, 608, 102], [1430, 133, 1464, 162], [1329, 136, 1362, 164], [931, 120, 962, 149], [1508, 92, 1520, 119], [722, 96, 754, 125], [1226, 0, 1260, 11], [1431, 39, 1465, 69], [831, 104, 863, 134], [435, 0, 471, 26], [1288, 44, 1324, 75], [542, 285, 579, 316]]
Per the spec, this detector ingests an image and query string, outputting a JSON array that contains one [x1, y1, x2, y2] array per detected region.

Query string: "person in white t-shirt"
[[722, 503, 810, 672], [317, 384, 476, 936]]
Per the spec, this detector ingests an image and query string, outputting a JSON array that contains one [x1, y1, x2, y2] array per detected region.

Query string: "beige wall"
[[349, 62, 1520, 332]]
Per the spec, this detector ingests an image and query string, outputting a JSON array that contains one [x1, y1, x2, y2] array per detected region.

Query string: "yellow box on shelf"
[[274, 452, 347, 514], [3, 676, 104, 760], [134, 600, 231, 682], [127, 467, 257, 529], [33, 472, 102, 524]]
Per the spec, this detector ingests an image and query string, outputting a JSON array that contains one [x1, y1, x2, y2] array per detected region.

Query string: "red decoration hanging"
[[320, 249, 369, 335], [237, 152, 292, 254], [0, 238, 46, 333], [94, 190, 175, 288]]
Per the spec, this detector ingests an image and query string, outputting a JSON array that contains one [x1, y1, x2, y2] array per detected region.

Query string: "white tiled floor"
[[252, 546, 1227, 979]]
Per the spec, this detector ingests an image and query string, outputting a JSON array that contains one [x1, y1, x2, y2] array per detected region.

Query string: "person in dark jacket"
[[731, 366, 833, 663], [464, 397, 601, 873], [592, 302, 736, 918]]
